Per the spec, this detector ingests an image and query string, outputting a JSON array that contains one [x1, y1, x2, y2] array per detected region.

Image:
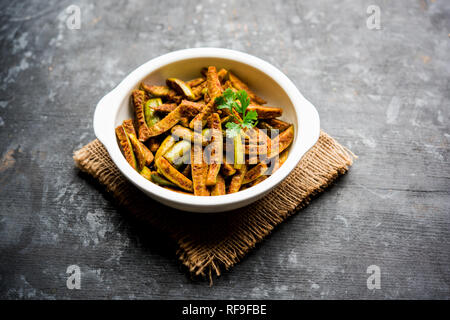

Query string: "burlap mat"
[[73, 131, 355, 282]]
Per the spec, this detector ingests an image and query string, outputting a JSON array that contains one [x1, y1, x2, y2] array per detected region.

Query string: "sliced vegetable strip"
[[147, 103, 200, 137], [164, 140, 191, 166], [211, 174, 226, 196], [166, 78, 195, 100], [128, 133, 154, 169], [150, 171, 178, 188], [265, 118, 291, 132], [179, 117, 189, 127], [244, 127, 272, 156], [151, 103, 177, 113], [217, 68, 228, 82], [228, 165, 247, 194], [115, 125, 137, 170], [245, 127, 259, 164], [191, 81, 207, 100], [222, 80, 236, 92], [132, 90, 152, 142], [121, 120, 154, 167], [221, 160, 236, 176], [141, 83, 177, 100], [188, 66, 223, 129], [186, 77, 205, 88], [171, 125, 193, 141], [269, 149, 289, 174], [268, 125, 294, 158], [190, 148, 210, 195], [257, 121, 274, 131], [122, 119, 137, 137], [155, 156, 193, 192], [205, 113, 222, 186], [139, 166, 152, 180], [189, 100, 214, 129], [144, 98, 162, 127], [228, 72, 267, 105], [190, 121, 210, 196], [155, 135, 176, 160], [206, 66, 223, 101], [151, 101, 204, 114], [171, 125, 210, 146], [247, 105, 283, 119], [202, 67, 227, 82], [179, 100, 205, 114], [233, 132, 245, 169], [242, 161, 269, 185]]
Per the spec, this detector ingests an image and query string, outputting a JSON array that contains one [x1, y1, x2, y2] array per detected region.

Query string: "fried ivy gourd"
[[115, 66, 294, 196]]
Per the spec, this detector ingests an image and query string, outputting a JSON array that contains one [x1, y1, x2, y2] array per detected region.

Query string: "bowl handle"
[[93, 91, 114, 146]]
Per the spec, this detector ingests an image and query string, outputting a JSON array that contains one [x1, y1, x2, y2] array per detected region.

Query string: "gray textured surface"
[[0, 0, 449, 299]]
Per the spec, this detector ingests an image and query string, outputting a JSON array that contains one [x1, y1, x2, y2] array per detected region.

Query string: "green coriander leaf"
[[236, 90, 250, 112], [234, 103, 243, 114], [216, 88, 237, 112], [216, 100, 233, 112], [215, 96, 225, 106], [230, 101, 241, 115], [242, 108, 258, 130], [242, 120, 258, 130], [216, 88, 259, 135], [222, 88, 235, 100], [225, 121, 240, 131], [233, 90, 247, 114], [225, 122, 241, 138], [216, 102, 230, 111], [245, 109, 258, 122]]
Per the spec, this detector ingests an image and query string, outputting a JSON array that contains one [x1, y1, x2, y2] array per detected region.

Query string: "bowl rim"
[[93, 48, 320, 208]]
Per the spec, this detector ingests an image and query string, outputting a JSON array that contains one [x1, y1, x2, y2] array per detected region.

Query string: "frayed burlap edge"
[[74, 130, 355, 282]]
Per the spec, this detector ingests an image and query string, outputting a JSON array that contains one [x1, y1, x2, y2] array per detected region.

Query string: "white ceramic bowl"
[[93, 48, 320, 212]]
